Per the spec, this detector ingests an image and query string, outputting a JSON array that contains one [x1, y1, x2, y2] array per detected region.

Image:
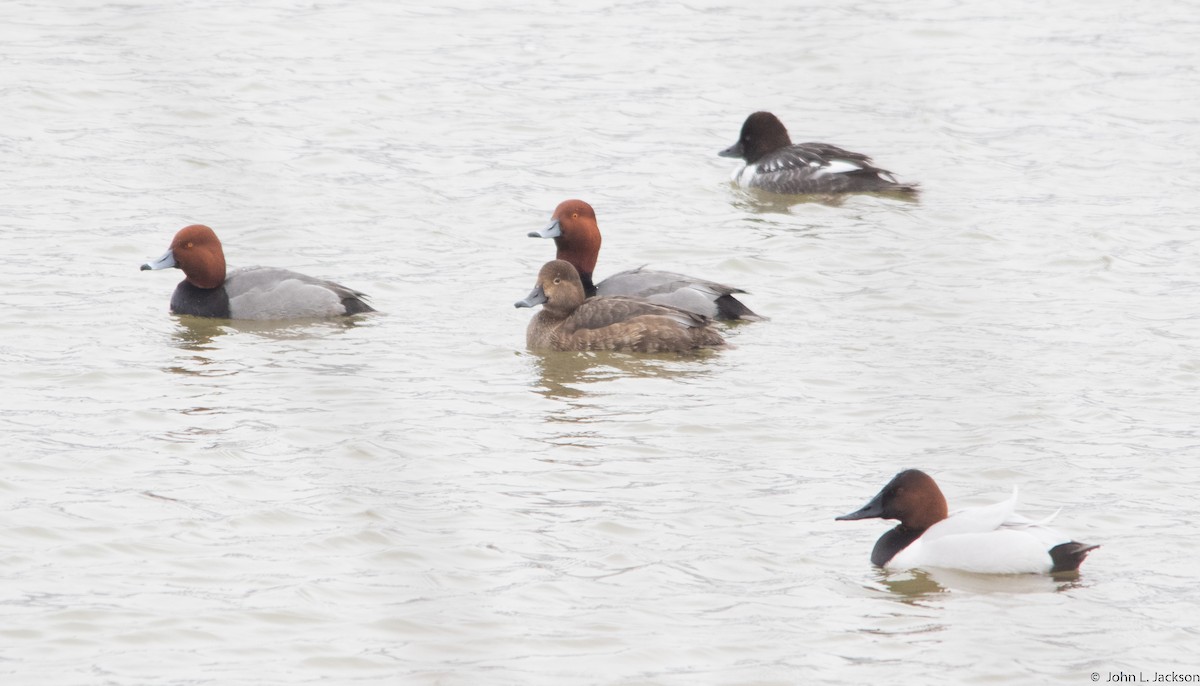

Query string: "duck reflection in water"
[[164, 314, 370, 377], [525, 348, 718, 401], [871, 567, 1084, 604], [168, 314, 368, 349]]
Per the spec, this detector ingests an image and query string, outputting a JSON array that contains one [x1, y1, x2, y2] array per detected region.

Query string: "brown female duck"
[[514, 260, 726, 353]]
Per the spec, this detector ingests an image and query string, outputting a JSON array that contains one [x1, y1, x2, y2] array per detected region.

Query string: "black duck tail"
[[714, 294, 767, 322], [1049, 541, 1100, 573], [341, 295, 376, 315]]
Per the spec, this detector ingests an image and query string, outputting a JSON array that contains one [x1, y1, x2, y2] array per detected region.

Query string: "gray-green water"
[[3, 0, 1199, 683]]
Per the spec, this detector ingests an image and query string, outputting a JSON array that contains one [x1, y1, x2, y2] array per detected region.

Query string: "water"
[[3, 0, 1199, 683]]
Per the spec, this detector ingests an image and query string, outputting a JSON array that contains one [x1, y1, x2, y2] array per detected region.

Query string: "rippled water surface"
[[3, 0, 1199, 684]]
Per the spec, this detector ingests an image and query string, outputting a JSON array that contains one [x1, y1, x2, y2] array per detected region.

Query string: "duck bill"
[[514, 284, 547, 309], [141, 249, 177, 271], [718, 141, 743, 158], [835, 491, 886, 521], [527, 218, 562, 239]]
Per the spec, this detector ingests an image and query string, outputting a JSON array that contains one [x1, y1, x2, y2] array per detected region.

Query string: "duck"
[[719, 111, 917, 195], [141, 224, 375, 319], [527, 199, 763, 322], [514, 260, 726, 353], [836, 469, 1098, 574]]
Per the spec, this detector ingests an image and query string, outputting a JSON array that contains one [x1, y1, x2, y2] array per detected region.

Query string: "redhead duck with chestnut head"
[[141, 224, 374, 320]]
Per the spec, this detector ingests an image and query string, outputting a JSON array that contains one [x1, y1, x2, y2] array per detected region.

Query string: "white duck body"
[[887, 488, 1071, 574], [837, 469, 1098, 575]]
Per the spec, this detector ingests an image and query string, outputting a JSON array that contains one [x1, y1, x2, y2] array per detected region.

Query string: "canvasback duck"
[[527, 199, 763, 322], [514, 260, 726, 353], [141, 224, 375, 319], [719, 111, 917, 195], [836, 469, 1098, 574]]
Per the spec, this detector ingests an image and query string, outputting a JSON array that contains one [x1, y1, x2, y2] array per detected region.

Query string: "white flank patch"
[[735, 164, 758, 186], [812, 159, 864, 177]]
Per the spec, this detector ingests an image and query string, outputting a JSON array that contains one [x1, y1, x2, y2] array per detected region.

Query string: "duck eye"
[[186, 242, 194, 248], [552, 277, 561, 284], [571, 212, 578, 219]]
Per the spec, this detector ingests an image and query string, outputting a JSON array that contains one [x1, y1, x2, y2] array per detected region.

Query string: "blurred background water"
[[2, 0, 1199, 684]]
